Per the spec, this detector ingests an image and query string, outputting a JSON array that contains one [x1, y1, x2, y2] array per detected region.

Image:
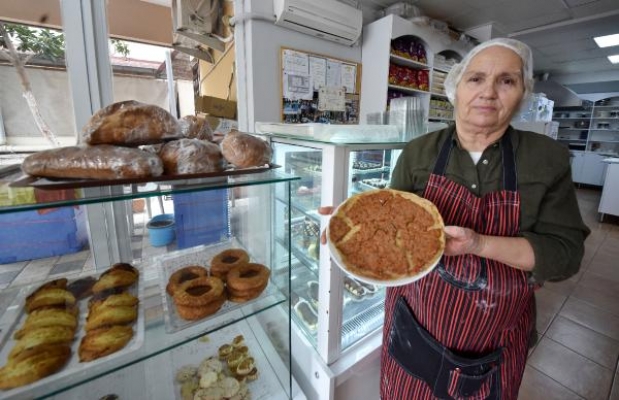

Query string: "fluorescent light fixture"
[[594, 34, 619, 48], [608, 55, 619, 64]]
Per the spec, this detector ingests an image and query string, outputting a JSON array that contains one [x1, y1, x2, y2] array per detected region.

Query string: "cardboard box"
[[195, 96, 237, 119]]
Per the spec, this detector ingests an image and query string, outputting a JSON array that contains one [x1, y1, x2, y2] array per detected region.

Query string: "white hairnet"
[[444, 38, 534, 105]]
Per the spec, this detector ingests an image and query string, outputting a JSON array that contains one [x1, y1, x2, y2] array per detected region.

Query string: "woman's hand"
[[318, 206, 334, 245], [443, 226, 486, 257]]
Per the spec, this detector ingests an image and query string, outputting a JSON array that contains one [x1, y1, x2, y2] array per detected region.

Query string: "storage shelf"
[[389, 53, 429, 69], [429, 116, 454, 121], [433, 66, 451, 73], [388, 84, 430, 95], [430, 92, 448, 99], [589, 129, 619, 132]]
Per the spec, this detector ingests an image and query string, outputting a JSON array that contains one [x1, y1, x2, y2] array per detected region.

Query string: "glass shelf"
[[388, 84, 430, 96]]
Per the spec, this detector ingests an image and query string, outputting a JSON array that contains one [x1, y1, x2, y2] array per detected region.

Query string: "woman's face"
[[455, 46, 525, 131]]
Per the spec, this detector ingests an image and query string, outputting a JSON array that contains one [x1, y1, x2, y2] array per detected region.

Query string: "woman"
[[381, 38, 589, 400], [323, 38, 589, 399]]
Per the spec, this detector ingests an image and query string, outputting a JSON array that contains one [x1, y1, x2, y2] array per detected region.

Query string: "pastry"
[[210, 249, 250, 280], [218, 344, 234, 360], [176, 365, 199, 383], [14, 308, 78, 340], [199, 357, 223, 375], [179, 378, 199, 400], [220, 131, 272, 168], [173, 277, 226, 320], [79, 325, 134, 362], [328, 188, 445, 281], [294, 299, 318, 331], [235, 357, 254, 376], [344, 276, 365, 300], [246, 367, 259, 381], [92, 263, 139, 295], [178, 115, 213, 141], [0, 344, 71, 390], [89, 292, 139, 314], [231, 335, 245, 348], [227, 350, 245, 369], [82, 100, 181, 146], [159, 138, 225, 175], [199, 370, 218, 388], [166, 266, 208, 296], [25, 288, 76, 314], [67, 276, 97, 300], [194, 386, 226, 400], [8, 325, 75, 360], [219, 376, 241, 398], [21, 145, 164, 180], [85, 305, 137, 331], [226, 263, 270, 303]]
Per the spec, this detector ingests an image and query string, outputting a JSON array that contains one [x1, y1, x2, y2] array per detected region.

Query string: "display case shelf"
[[0, 169, 301, 399], [389, 53, 429, 69]]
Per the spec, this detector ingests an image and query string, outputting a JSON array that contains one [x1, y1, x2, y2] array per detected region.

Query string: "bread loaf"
[[178, 115, 213, 141], [22, 145, 164, 180], [159, 139, 225, 175], [82, 101, 181, 146], [220, 131, 271, 168]]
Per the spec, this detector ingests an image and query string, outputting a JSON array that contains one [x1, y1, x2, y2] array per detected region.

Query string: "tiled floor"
[[518, 188, 619, 400], [1, 189, 618, 398]]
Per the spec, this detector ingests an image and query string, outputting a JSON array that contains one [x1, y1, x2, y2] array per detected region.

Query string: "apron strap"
[[431, 130, 518, 192]]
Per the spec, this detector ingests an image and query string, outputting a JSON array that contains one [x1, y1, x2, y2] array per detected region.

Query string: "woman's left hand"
[[443, 226, 485, 257]]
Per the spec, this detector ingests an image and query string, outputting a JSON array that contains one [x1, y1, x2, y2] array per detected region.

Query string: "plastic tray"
[[0, 269, 145, 399], [157, 239, 282, 334]]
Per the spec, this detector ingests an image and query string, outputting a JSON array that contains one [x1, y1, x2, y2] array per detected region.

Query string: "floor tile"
[[535, 288, 567, 335], [610, 373, 619, 400], [517, 365, 583, 400], [546, 315, 619, 369], [544, 279, 577, 297], [571, 278, 619, 318], [528, 337, 613, 400], [559, 297, 619, 341]]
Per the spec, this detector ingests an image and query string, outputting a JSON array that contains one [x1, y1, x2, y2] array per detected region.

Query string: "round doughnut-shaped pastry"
[[210, 249, 250, 280], [166, 266, 208, 296], [159, 138, 225, 175], [226, 264, 270, 303], [175, 295, 226, 321], [173, 277, 225, 307], [220, 131, 272, 168]]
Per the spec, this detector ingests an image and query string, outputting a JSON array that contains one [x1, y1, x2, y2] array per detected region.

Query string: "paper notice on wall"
[[318, 86, 346, 112], [283, 49, 309, 75], [340, 64, 357, 94], [326, 60, 341, 88], [309, 56, 327, 91], [283, 71, 313, 100]]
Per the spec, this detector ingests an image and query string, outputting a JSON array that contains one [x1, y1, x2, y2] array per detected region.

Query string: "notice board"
[[280, 47, 361, 124]]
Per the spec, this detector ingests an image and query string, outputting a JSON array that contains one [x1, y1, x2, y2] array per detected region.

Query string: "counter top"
[[602, 158, 619, 164]]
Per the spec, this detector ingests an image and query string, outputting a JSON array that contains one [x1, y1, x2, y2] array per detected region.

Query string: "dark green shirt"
[[390, 125, 590, 283]]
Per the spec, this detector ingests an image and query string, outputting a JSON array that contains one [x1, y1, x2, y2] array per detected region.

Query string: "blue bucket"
[[147, 214, 175, 247]]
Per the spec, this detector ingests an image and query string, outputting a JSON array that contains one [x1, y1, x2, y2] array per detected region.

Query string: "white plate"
[[326, 201, 442, 287]]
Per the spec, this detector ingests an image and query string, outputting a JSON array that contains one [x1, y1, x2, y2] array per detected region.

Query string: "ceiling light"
[[594, 34, 619, 48], [608, 55, 619, 64]]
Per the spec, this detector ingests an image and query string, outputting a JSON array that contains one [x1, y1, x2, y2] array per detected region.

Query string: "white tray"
[[0, 269, 145, 400], [158, 239, 284, 334]]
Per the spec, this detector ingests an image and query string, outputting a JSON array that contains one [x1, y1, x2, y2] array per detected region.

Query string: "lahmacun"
[[328, 189, 445, 283]]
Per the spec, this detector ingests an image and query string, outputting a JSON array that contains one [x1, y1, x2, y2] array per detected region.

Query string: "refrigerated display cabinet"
[[259, 132, 407, 400], [0, 167, 304, 400]]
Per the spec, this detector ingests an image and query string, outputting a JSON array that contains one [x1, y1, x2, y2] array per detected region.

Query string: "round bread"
[[220, 131, 271, 168], [175, 295, 226, 320], [328, 188, 445, 282], [173, 276, 225, 307], [210, 249, 250, 280], [226, 263, 270, 302], [159, 138, 225, 175], [179, 115, 213, 141], [166, 266, 208, 296], [82, 100, 181, 146]]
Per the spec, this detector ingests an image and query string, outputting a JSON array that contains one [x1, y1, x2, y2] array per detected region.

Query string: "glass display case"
[[0, 168, 303, 400], [259, 132, 406, 400]]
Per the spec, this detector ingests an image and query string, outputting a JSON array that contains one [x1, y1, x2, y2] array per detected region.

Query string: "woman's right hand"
[[318, 206, 334, 245]]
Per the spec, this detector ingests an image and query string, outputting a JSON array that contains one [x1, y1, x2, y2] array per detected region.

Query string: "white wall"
[[0, 65, 181, 147], [234, 0, 361, 132]]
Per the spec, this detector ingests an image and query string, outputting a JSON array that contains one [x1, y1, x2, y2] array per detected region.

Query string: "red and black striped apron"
[[381, 132, 534, 400]]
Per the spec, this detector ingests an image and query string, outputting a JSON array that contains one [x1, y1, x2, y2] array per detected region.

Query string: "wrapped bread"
[[220, 131, 271, 168], [159, 138, 226, 175], [178, 115, 213, 141], [22, 145, 164, 180], [82, 100, 181, 146]]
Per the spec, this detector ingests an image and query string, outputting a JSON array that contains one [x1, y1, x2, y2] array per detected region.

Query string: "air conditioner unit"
[[172, 0, 218, 34], [273, 0, 362, 46]]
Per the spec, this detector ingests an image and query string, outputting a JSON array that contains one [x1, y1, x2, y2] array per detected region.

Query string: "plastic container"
[[172, 190, 230, 249], [0, 207, 87, 263], [147, 214, 175, 247]]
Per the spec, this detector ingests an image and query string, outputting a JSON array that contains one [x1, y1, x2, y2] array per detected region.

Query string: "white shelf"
[[389, 53, 429, 69], [589, 129, 619, 132], [430, 92, 448, 99], [388, 84, 430, 95]]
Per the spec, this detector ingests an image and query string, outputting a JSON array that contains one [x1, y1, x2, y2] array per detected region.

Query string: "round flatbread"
[[328, 189, 445, 284]]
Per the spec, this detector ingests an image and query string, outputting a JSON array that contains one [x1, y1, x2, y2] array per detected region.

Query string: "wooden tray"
[[9, 164, 280, 190]]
